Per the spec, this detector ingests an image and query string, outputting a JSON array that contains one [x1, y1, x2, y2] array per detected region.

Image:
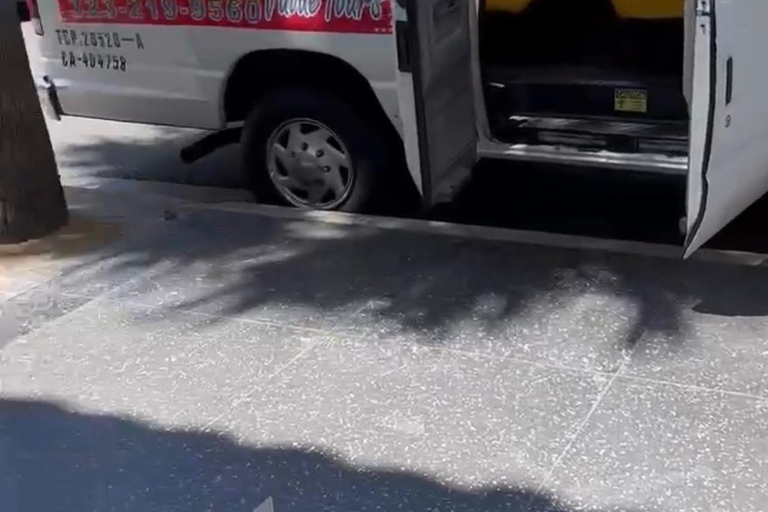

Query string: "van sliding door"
[[685, 0, 768, 256], [399, 0, 478, 206]]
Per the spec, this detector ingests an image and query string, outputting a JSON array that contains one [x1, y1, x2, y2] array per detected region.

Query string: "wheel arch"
[[222, 48, 413, 202], [222, 49, 397, 134]]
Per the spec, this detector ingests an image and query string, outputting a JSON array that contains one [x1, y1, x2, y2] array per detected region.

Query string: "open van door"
[[396, 0, 478, 206], [685, 0, 768, 256]]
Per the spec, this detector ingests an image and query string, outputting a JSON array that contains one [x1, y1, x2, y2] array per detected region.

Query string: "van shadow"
[[0, 397, 629, 512], [54, 123, 768, 254]]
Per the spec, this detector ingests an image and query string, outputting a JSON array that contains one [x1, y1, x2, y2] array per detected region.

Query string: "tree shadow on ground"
[[8, 119, 768, 366], [0, 397, 633, 512], [49, 201, 768, 370]]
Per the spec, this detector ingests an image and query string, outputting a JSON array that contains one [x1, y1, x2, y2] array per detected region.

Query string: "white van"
[[25, 0, 768, 256]]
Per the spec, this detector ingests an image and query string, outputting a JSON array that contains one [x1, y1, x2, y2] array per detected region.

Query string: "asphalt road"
[[7, 185, 768, 512]]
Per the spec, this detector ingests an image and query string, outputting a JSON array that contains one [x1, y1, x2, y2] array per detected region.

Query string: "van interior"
[[479, 0, 689, 158]]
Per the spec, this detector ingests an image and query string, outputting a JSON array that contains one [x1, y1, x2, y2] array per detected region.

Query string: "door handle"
[[434, 0, 459, 20], [725, 56, 734, 106]]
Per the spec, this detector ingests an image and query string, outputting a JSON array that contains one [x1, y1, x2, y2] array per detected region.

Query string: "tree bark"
[[0, 1, 68, 244]]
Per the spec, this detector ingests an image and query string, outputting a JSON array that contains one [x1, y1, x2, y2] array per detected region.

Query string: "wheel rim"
[[265, 118, 355, 209]]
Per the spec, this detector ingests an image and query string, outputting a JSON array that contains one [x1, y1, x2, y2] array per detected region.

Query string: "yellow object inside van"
[[484, 0, 684, 20]]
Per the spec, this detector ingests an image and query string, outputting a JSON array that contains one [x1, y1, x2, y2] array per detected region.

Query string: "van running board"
[[496, 115, 689, 156]]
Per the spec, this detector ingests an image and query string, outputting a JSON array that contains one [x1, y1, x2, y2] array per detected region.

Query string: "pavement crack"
[[535, 324, 648, 493], [200, 338, 325, 432], [616, 373, 768, 403], [535, 368, 622, 494]]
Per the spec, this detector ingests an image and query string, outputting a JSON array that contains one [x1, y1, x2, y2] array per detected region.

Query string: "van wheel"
[[241, 88, 387, 212]]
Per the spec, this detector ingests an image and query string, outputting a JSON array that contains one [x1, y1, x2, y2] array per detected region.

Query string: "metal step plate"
[[508, 115, 688, 140], [497, 115, 689, 156]]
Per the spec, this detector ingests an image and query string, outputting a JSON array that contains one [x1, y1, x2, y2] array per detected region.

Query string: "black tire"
[[241, 87, 388, 213]]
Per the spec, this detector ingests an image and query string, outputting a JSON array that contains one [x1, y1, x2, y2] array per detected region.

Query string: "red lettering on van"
[[58, 0, 392, 34]]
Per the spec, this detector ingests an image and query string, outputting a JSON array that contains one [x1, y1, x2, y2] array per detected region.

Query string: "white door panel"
[[402, 0, 477, 206], [682, 0, 695, 110], [36, 2, 220, 128], [685, 0, 768, 256]]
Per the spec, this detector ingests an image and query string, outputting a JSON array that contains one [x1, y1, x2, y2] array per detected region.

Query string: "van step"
[[484, 65, 689, 122], [495, 115, 689, 156], [508, 115, 688, 139]]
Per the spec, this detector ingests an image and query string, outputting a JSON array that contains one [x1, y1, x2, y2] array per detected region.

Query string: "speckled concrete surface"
[[2, 190, 768, 512], [541, 379, 768, 512]]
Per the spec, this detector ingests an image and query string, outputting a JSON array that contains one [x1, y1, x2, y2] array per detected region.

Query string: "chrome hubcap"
[[266, 119, 355, 209]]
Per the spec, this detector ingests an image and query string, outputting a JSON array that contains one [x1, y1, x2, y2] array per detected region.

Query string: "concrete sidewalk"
[[2, 183, 768, 512]]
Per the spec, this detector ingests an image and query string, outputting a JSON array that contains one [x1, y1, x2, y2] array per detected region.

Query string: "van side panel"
[[34, 1, 399, 131]]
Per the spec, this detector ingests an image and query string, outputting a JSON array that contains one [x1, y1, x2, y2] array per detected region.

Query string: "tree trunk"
[[0, 1, 67, 244]]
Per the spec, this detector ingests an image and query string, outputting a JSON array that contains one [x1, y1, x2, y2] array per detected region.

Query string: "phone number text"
[[57, 0, 393, 34]]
